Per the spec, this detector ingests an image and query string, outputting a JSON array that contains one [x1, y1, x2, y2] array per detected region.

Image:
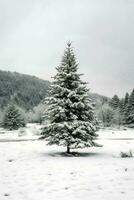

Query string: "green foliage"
[[3, 104, 26, 130]]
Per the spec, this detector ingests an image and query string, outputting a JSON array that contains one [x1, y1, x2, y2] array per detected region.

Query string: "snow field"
[[0, 129, 134, 200]]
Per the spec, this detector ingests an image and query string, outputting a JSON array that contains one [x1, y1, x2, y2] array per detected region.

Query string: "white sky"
[[0, 0, 134, 97]]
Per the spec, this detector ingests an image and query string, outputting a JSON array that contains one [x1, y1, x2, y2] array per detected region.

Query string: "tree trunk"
[[67, 145, 70, 154]]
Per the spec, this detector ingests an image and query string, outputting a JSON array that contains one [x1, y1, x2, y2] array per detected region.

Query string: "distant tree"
[[114, 98, 124, 126], [109, 95, 120, 110], [124, 93, 129, 107], [3, 104, 26, 130], [122, 93, 129, 124], [41, 42, 100, 153], [126, 89, 134, 126], [118, 99, 124, 114]]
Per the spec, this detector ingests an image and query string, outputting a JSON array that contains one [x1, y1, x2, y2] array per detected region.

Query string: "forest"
[[0, 70, 133, 129]]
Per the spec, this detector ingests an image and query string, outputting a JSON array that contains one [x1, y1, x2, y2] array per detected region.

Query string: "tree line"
[[96, 90, 134, 127], [0, 87, 134, 131]]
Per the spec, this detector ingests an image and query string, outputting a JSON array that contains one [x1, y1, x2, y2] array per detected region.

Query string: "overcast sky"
[[0, 0, 134, 97]]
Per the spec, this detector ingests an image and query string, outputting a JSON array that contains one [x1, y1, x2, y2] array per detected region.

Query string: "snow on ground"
[[98, 127, 134, 139], [0, 126, 134, 200], [0, 124, 42, 141]]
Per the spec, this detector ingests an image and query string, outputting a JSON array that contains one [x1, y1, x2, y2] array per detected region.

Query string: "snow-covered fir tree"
[[42, 42, 100, 153], [3, 104, 26, 130]]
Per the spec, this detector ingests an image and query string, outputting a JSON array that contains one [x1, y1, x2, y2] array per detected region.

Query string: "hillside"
[[0, 70, 109, 111], [89, 92, 109, 108], [0, 70, 49, 110]]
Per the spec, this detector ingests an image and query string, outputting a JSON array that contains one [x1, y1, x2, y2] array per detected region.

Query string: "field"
[[0, 124, 134, 200]]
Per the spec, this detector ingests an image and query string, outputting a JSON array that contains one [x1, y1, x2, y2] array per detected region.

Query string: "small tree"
[[3, 104, 26, 130], [42, 42, 100, 153]]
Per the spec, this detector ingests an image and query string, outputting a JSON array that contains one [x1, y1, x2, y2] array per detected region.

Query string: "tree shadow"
[[40, 151, 101, 158]]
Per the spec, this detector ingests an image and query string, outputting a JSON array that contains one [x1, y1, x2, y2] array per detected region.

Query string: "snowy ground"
[[0, 125, 134, 200], [0, 124, 42, 141]]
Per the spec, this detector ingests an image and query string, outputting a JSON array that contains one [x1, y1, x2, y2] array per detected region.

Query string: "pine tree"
[[119, 98, 124, 113], [124, 93, 129, 107], [109, 95, 120, 110], [123, 93, 129, 124], [41, 42, 100, 153], [126, 89, 134, 126], [116, 98, 124, 126], [3, 104, 26, 130]]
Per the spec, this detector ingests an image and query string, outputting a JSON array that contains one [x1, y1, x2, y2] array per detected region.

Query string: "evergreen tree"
[[124, 93, 129, 107], [123, 93, 129, 124], [118, 98, 124, 114], [119, 98, 124, 113], [3, 104, 26, 130], [109, 95, 120, 110], [116, 98, 124, 126], [42, 42, 100, 153], [126, 89, 134, 126]]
